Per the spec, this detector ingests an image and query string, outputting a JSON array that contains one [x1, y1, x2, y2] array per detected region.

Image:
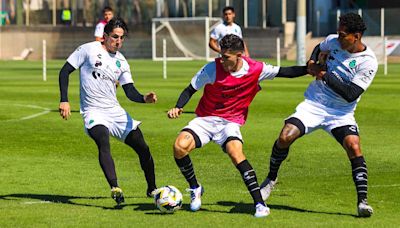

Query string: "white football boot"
[[254, 203, 270, 218], [260, 178, 277, 201], [357, 199, 373, 217], [186, 185, 204, 211]]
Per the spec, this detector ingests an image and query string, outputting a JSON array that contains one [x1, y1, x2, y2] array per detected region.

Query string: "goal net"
[[152, 17, 222, 61]]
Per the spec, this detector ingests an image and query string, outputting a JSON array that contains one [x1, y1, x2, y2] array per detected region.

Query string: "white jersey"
[[94, 21, 106, 38], [304, 34, 378, 113], [210, 22, 243, 43], [190, 59, 280, 90], [67, 41, 133, 113]]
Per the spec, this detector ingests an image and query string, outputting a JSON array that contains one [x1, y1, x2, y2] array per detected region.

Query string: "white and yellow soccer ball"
[[154, 185, 183, 213]]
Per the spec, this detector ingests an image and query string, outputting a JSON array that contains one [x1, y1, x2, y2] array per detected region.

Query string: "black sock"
[[236, 160, 265, 206], [125, 128, 156, 191], [175, 155, 199, 189], [351, 156, 368, 204], [267, 140, 289, 181], [88, 125, 118, 188]]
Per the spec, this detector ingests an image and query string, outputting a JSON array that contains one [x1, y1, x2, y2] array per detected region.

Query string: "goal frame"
[[152, 17, 222, 61]]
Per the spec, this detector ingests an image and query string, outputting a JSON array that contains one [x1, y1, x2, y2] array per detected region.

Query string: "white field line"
[[21, 201, 52, 205], [1, 104, 51, 122]]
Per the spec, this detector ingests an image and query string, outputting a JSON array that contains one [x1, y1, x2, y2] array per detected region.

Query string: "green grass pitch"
[[0, 59, 399, 227]]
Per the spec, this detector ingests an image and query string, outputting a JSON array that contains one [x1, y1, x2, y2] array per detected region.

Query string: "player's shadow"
[[0, 193, 155, 211], [216, 201, 357, 217]]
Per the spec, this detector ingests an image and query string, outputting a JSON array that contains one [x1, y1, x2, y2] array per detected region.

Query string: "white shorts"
[[182, 116, 243, 147], [81, 107, 141, 141], [288, 100, 358, 135]]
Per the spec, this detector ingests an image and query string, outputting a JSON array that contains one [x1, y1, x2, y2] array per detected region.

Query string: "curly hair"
[[104, 17, 128, 35], [219, 34, 244, 52], [339, 12, 367, 34]]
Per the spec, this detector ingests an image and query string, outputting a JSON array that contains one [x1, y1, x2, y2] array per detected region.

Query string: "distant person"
[[260, 13, 377, 217], [59, 18, 157, 205], [61, 8, 72, 25], [0, 10, 10, 25], [168, 34, 308, 217], [209, 6, 249, 56], [95, 7, 114, 41]]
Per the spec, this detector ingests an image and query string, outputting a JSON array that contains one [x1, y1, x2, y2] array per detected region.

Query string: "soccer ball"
[[154, 185, 183, 213]]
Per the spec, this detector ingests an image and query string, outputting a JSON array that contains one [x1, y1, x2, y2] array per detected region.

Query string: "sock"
[[124, 128, 156, 191], [88, 125, 119, 188], [140, 154, 156, 191], [236, 160, 265, 206], [175, 155, 199, 189], [351, 156, 368, 204], [98, 145, 119, 188], [267, 140, 289, 181]]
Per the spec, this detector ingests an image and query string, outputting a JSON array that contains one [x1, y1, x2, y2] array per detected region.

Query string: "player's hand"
[[167, 107, 183, 119], [59, 102, 71, 120], [318, 51, 329, 65], [307, 61, 326, 78], [144, 92, 157, 103]]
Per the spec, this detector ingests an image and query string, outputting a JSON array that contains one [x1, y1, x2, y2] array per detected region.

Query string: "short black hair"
[[104, 17, 128, 35], [103, 6, 113, 13], [219, 34, 244, 52], [339, 12, 367, 34], [223, 6, 235, 13]]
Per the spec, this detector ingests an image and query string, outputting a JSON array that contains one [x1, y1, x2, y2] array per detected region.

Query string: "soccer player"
[[59, 17, 157, 205], [209, 6, 250, 56], [94, 6, 114, 42], [168, 34, 308, 217], [260, 13, 377, 217]]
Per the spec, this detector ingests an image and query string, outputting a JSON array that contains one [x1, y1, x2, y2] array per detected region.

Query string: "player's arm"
[[168, 84, 198, 119], [275, 66, 308, 78], [122, 83, 157, 103], [59, 62, 75, 120], [320, 72, 364, 102], [243, 40, 250, 57], [209, 37, 221, 54]]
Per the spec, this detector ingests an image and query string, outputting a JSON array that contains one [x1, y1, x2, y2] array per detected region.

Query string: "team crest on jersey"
[[349, 60, 356, 68], [116, 60, 121, 68]]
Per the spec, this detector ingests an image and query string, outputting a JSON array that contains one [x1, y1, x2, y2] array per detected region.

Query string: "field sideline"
[[0, 59, 399, 227]]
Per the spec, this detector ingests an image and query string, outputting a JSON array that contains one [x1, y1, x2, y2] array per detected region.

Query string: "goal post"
[[152, 17, 222, 61]]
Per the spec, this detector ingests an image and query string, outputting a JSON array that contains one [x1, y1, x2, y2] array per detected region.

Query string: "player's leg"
[[224, 138, 270, 217], [174, 129, 203, 211], [88, 125, 124, 204], [124, 127, 157, 197], [331, 125, 373, 217], [268, 118, 304, 179]]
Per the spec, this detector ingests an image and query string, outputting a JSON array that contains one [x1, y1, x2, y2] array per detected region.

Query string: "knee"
[[344, 140, 362, 158], [278, 132, 296, 148], [173, 139, 191, 159]]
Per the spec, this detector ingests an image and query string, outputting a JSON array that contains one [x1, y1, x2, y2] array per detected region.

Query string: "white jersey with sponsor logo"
[[210, 22, 243, 43], [304, 34, 378, 113], [67, 41, 133, 113]]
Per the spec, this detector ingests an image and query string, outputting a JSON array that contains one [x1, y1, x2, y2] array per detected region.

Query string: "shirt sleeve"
[[210, 26, 219, 40], [190, 62, 216, 90], [237, 25, 243, 38], [319, 34, 338, 52], [66, 44, 87, 69], [118, 58, 134, 85], [258, 63, 280, 81], [351, 59, 378, 90], [94, 23, 104, 38]]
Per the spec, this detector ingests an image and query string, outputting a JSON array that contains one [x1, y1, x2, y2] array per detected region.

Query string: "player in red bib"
[[167, 34, 308, 217]]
